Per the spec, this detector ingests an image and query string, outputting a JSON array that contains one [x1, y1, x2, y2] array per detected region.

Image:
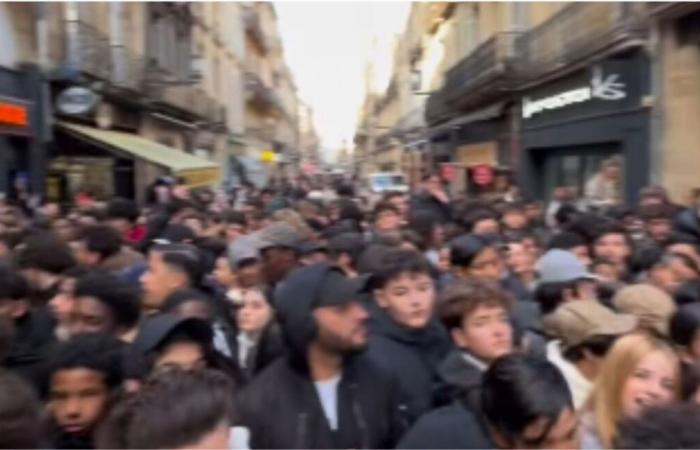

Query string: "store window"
[[540, 144, 622, 200]]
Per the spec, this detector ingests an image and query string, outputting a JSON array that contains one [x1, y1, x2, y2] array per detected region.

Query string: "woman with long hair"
[[582, 333, 680, 449]]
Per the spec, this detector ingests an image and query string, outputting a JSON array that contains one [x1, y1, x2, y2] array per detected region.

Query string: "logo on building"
[[56, 87, 100, 116], [522, 66, 627, 119]]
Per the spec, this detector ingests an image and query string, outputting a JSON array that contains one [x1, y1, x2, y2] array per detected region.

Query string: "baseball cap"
[[613, 284, 676, 336], [228, 235, 261, 268], [300, 240, 328, 256], [545, 300, 638, 349], [536, 249, 597, 284], [315, 269, 372, 308], [255, 222, 304, 251], [133, 314, 213, 354]]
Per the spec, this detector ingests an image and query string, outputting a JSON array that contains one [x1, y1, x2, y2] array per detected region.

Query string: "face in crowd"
[[141, 250, 190, 312], [49, 367, 109, 438], [236, 289, 273, 334], [375, 271, 435, 330], [593, 232, 631, 268], [313, 300, 369, 353]]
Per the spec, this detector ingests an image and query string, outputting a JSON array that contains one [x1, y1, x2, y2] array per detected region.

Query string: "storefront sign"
[[471, 165, 494, 186], [0, 101, 28, 127], [520, 52, 649, 130], [522, 66, 627, 119], [56, 87, 100, 116]]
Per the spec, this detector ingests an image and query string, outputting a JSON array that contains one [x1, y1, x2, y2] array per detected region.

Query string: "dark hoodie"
[[434, 349, 484, 404], [235, 263, 406, 449], [365, 302, 453, 425], [397, 395, 495, 449]]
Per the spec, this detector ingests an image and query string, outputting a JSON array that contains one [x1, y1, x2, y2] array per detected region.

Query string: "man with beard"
[[235, 263, 405, 449]]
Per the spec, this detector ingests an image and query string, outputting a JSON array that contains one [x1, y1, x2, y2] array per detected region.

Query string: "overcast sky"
[[275, 2, 411, 163]]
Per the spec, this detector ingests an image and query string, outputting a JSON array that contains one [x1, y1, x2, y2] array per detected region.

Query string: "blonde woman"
[[582, 333, 680, 449]]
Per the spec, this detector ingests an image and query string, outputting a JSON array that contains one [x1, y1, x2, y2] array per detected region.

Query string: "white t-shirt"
[[314, 374, 342, 430], [546, 340, 593, 410]]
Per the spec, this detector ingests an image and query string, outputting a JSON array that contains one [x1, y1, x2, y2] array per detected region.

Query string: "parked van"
[[367, 172, 409, 194]]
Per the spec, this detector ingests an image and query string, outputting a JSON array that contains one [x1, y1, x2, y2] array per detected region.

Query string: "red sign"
[[440, 163, 457, 182], [0, 102, 28, 127], [472, 165, 494, 186]]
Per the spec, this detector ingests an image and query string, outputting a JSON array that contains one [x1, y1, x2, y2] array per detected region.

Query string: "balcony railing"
[[245, 71, 281, 113], [442, 32, 524, 109], [64, 20, 112, 80], [519, 2, 648, 82]]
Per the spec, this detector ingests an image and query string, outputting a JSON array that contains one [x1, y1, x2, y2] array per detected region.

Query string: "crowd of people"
[[1, 172, 700, 449]]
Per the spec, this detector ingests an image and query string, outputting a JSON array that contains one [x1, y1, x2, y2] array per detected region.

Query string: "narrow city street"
[[0, 2, 700, 450]]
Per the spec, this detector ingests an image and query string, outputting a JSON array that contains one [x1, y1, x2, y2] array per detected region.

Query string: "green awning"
[[57, 122, 220, 187]]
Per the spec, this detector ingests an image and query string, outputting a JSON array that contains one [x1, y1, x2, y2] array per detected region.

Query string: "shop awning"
[[428, 101, 506, 137], [57, 122, 219, 187]]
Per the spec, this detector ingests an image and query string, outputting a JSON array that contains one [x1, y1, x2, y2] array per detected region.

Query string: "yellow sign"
[[456, 141, 497, 167], [260, 149, 277, 163], [178, 167, 220, 187]]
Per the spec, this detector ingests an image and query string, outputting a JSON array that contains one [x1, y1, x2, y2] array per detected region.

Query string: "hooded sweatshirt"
[[235, 263, 406, 449]]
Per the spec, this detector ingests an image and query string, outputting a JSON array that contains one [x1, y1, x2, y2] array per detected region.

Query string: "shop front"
[[428, 101, 513, 197], [519, 51, 651, 204], [0, 65, 49, 198], [50, 122, 219, 203]]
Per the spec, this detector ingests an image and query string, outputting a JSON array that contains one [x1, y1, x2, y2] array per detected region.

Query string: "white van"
[[367, 172, 409, 194]]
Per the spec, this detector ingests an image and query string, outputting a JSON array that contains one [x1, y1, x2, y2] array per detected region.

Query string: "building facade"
[[0, 1, 303, 202], [361, 2, 680, 204]]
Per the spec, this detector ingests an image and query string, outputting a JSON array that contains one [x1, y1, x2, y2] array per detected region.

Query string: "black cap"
[[315, 269, 372, 308], [133, 314, 213, 354], [300, 240, 328, 256]]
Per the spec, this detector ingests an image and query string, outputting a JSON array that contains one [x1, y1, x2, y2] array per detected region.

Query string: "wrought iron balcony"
[[442, 32, 524, 110], [245, 71, 281, 113], [519, 2, 648, 83]]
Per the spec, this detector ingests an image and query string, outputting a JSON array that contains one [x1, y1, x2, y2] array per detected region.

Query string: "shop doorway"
[[532, 142, 622, 201]]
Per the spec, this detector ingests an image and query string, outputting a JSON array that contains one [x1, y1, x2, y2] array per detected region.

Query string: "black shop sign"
[[521, 52, 649, 129]]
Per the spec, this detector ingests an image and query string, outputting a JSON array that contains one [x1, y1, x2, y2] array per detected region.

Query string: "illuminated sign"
[[522, 66, 627, 119], [0, 101, 28, 127]]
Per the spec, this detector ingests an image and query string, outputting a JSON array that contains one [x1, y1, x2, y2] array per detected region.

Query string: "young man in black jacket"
[[235, 263, 405, 449], [435, 279, 514, 403], [365, 249, 453, 425], [398, 354, 579, 449]]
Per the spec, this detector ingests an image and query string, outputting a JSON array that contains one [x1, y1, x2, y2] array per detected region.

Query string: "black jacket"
[[397, 398, 495, 449], [366, 303, 453, 424], [236, 354, 405, 449], [4, 307, 56, 390], [235, 263, 406, 449], [435, 349, 484, 403], [410, 192, 452, 224]]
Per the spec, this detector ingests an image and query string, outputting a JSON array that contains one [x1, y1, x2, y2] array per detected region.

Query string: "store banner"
[[521, 52, 649, 129]]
